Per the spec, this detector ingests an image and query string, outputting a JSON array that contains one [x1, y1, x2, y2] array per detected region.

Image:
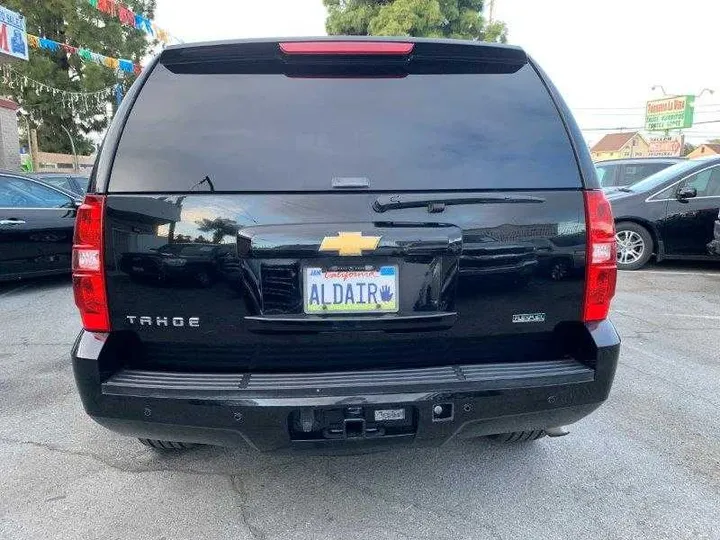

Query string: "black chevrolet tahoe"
[[71, 37, 620, 452]]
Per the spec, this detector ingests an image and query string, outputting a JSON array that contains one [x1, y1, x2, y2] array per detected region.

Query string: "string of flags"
[[1, 65, 129, 112], [26, 34, 142, 75], [86, 0, 174, 44]]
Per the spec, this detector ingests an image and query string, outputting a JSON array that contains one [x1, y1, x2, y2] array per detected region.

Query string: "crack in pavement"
[[229, 475, 268, 540], [1, 435, 310, 540], [0, 437, 237, 478]]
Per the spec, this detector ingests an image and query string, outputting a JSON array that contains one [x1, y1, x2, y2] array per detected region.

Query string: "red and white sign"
[[647, 135, 684, 157]]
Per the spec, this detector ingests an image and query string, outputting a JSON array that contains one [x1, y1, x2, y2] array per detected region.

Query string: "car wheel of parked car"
[[615, 222, 653, 270], [138, 438, 198, 450], [195, 270, 213, 288], [489, 430, 547, 443], [550, 259, 570, 281]]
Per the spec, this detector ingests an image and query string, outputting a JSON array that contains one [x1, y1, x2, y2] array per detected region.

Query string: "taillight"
[[72, 195, 109, 332], [279, 41, 414, 55], [583, 190, 617, 322]]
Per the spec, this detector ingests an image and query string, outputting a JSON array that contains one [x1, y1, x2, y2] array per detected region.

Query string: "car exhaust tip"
[[546, 426, 570, 437]]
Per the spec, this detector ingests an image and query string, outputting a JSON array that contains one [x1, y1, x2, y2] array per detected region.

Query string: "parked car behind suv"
[[71, 38, 620, 452], [0, 171, 80, 281], [595, 157, 684, 191], [33, 172, 90, 197], [609, 157, 720, 269]]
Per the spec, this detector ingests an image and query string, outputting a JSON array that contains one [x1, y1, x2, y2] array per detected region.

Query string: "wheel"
[[138, 438, 197, 450], [549, 259, 570, 281], [615, 222, 653, 270], [489, 430, 547, 443], [195, 269, 214, 288]]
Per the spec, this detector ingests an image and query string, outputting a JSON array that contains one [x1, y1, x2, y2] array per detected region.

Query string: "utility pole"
[[487, 0, 495, 23], [30, 128, 39, 172]]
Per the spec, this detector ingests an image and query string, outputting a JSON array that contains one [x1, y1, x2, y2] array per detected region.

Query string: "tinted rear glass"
[[109, 63, 581, 192]]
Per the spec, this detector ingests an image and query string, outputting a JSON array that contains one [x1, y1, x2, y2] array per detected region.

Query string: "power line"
[[581, 119, 720, 131]]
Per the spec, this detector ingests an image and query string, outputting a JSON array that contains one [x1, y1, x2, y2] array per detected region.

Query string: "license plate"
[[374, 408, 406, 421], [304, 265, 399, 314]]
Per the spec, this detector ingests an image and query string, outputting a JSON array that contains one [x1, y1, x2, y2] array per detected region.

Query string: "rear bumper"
[[71, 321, 620, 452]]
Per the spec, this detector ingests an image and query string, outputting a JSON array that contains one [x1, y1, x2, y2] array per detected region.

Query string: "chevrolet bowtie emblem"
[[319, 232, 381, 256]]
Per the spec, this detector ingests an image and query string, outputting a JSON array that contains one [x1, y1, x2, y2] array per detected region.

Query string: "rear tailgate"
[[99, 39, 590, 372]]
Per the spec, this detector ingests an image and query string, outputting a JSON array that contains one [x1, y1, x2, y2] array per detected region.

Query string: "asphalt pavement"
[[0, 263, 718, 540]]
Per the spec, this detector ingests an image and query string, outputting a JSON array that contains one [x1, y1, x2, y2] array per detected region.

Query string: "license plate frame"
[[303, 265, 399, 315]]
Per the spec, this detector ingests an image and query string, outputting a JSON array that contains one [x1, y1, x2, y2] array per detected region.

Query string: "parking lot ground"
[[1, 264, 719, 540]]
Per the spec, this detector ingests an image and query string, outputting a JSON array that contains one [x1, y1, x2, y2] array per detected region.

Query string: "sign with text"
[[645, 95, 694, 131], [0, 5, 27, 62], [647, 135, 684, 157]]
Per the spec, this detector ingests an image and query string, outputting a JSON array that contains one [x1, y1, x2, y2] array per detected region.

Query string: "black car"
[[119, 242, 233, 287], [0, 171, 80, 281], [33, 172, 90, 196], [609, 157, 720, 269], [595, 157, 684, 190], [70, 38, 620, 452]]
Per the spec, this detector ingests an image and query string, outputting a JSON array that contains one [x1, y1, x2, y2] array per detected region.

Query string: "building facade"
[[0, 98, 20, 171], [590, 132, 649, 162]]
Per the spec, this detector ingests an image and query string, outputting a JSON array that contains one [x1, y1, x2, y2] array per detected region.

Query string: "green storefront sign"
[[645, 95, 695, 131]]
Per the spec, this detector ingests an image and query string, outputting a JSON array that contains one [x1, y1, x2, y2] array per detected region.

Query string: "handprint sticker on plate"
[[379, 285, 394, 303]]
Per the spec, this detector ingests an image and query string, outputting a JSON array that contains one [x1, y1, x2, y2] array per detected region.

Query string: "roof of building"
[[698, 143, 720, 154], [590, 132, 641, 153]]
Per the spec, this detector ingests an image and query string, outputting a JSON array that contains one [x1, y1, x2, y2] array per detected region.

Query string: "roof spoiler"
[[159, 38, 528, 75]]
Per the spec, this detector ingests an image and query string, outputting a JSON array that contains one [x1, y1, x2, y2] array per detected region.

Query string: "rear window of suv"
[[109, 61, 582, 192]]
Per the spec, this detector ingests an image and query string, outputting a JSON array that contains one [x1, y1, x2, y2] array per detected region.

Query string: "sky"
[[154, 0, 720, 145]]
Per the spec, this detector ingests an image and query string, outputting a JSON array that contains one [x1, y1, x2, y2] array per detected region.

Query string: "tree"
[[682, 142, 696, 156], [324, 0, 507, 42], [196, 218, 240, 244], [1, 1, 157, 154]]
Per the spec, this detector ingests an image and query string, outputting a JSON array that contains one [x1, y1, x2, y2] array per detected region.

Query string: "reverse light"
[[72, 195, 110, 332], [583, 190, 617, 322], [279, 41, 414, 56]]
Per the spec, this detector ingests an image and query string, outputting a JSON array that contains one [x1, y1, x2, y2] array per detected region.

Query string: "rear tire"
[[138, 438, 197, 450], [489, 430, 547, 443], [615, 222, 653, 270], [195, 269, 214, 288]]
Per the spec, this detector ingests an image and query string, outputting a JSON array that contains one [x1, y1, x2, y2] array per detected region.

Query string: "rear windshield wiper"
[[616, 187, 634, 192], [373, 193, 545, 213]]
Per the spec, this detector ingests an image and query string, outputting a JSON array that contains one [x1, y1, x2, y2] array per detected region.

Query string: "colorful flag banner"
[[26, 34, 142, 74], [87, 0, 174, 43]]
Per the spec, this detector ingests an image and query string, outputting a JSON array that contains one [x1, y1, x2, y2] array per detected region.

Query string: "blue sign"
[[0, 5, 28, 62]]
